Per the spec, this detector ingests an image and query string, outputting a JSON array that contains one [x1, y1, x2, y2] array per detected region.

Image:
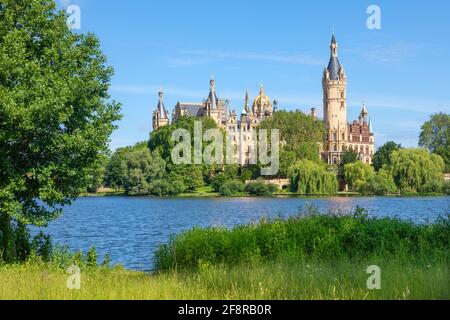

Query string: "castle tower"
[[152, 88, 169, 131], [322, 33, 347, 164], [205, 76, 222, 123]]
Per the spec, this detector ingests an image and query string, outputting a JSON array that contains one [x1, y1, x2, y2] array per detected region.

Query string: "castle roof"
[[327, 34, 342, 81], [156, 89, 169, 119]]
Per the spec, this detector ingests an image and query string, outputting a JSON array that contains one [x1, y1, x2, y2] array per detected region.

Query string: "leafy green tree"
[[373, 141, 402, 171], [289, 160, 338, 195], [0, 1, 121, 261], [389, 149, 445, 194], [121, 149, 166, 196], [344, 161, 375, 191], [359, 169, 397, 195], [278, 150, 297, 179], [86, 154, 109, 193], [419, 113, 450, 172], [337, 150, 359, 180], [258, 110, 324, 163], [104, 142, 147, 191]]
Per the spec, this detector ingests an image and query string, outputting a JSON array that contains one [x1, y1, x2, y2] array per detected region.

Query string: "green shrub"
[[154, 209, 450, 272], [245, 181, 278, 196], [443, 181, 450, 195], [219, 180, 245, 196]]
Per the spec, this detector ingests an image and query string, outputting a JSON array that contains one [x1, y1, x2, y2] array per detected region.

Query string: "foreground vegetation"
[[1, 209, 448, 300], [1, 257, 448, 300]]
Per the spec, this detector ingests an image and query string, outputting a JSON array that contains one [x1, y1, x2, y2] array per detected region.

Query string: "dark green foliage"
[[372, 141, 402, 171], [219, 180, 245, 196], [289, 160, 338, 195], [87, 246, 98, 267], [337, 150, 360, 180], [211, 165, 239, 192], [31, 232, 53, 263], [443, 181, 450, 195], [154, 209, 450, 272], [121, 148, 166, 196], [419, 113, 450, 172], [245, 181, 278, 196]]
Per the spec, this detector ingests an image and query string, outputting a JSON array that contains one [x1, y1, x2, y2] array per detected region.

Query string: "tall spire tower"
[[152, 88, 169, 131], [322, 33, 347, 164]]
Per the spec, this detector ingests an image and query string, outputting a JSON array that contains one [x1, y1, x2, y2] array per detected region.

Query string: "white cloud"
[[167, 49, 322, 67]]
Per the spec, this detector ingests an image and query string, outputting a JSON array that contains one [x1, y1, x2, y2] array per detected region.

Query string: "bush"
[[443, 181, 450, 195], [219, 180, 245, 197], [245, 181, 278, 196], [154, 209, 450, 272]]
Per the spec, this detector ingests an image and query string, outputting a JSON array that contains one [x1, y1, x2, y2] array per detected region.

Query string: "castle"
[[152, 34, 375, 165]]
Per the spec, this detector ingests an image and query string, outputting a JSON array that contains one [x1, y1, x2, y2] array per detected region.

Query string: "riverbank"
[[2, 211, 448, 300], [83, 187, 449, 198]]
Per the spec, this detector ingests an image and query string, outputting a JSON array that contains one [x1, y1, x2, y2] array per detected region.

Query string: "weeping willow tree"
[[288, 160, 338, 195], [389, 149, 445, 194]]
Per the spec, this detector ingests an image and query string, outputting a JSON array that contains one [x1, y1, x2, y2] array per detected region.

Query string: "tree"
[[372, 141, 402, 171], [0, 1, 121, 261], [104, 142, 147, 191], [258, 110, 324, 163], [337, 149, 359, 180], [288, 160, 338, 195], [344, 161, 375, 191], [389, 149, 445, 194], [419, 113, 450, 172], [359, 169, 397, 195], [85, 154, 109, 193], [121, 149, 166, 196]]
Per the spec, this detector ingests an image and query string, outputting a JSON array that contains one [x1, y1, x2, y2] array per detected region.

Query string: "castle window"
[[333, 144, 337, 152], [333, 133, 337, 141]]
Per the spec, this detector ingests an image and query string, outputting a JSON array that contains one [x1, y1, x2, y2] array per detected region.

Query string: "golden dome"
[[252, 84, 272, 116]]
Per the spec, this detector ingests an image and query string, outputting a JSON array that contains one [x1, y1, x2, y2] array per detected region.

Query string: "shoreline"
[[81, 191, 449, 199]]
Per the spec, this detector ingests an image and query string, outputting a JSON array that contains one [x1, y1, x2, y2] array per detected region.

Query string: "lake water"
[[36, 196, 450, 271]]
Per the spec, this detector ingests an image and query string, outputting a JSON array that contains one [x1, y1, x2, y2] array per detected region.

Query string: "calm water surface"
[[36, 196, 450, 271]]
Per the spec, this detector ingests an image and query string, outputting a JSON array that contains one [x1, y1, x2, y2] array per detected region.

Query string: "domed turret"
[[252, 84, 272, 117]]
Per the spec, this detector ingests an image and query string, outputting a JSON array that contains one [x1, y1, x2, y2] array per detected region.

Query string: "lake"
[[36, 196, 450, 271]]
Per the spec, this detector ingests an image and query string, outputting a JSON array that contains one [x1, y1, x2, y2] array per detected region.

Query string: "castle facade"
[[152, 34, 375, 166]]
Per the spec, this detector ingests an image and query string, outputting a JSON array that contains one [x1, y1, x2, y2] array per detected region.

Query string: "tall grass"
[[155, 208, 450, 272], [1, 258, 448, 299]]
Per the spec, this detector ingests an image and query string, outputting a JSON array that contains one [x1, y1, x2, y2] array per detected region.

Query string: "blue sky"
[[58, 0, 450, 150]]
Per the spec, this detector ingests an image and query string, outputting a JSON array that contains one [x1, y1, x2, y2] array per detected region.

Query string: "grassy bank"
[[1, 210, 449, 300], [0, 258, 448, 299]]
